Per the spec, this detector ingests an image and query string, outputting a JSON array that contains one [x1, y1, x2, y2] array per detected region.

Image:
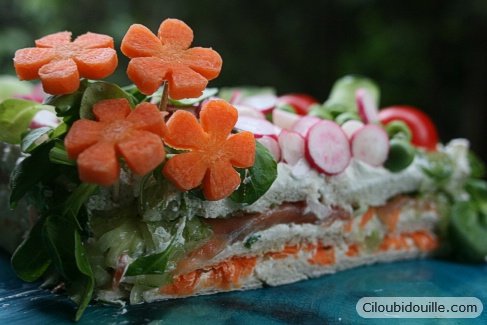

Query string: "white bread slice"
[[96, 195, 440, 303]]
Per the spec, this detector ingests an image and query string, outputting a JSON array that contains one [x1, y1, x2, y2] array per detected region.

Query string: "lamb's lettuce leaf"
[[230, 140, 277, 205]]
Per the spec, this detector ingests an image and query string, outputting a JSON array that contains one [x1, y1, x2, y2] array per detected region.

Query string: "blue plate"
[[1, 251, 486, 324]]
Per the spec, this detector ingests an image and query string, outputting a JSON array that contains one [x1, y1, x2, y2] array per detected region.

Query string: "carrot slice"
[[162, 151, 207, 190], [35, 31, 72, 48], [158, 19, 193, 49], [64, 98, 167, 186], [78, 142, 119, 186], [183, 47, 223, 80], [93, 98, 132, 123], [359, 207, 375, 228], [126, 102, 167, 136], [121, 24, 164, 58], [117, 131, 165, 176], [14, 31, 117, 95], [74, 49, 119, 79], [308, 244, 335, 266], [38, 59, 80, 95], [410, 231, 438, 251], [203, 159, 242, 201], [13, 48, 55, 80], [121, 18, 222, 99], [64, 119, 103, 160], [72, 32, 114, 49], [162, 99, 255, 201]]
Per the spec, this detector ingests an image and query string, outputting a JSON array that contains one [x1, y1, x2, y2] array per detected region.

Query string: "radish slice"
[[350, 124, 389, 166], [234, 104, 266, 119], [235, 116, 277, 138], [30, 110, 60, 129], [356, 88, 379, 124], [229, 89, 242, 104], [278, 129, 305, 165], [272, 108, 300, 131], [240, 93, 277, 114], [257, 136, 281, 162], [305, 120, 351, 175], [291, 115, 321, 137], [341, 119, 364, 139]]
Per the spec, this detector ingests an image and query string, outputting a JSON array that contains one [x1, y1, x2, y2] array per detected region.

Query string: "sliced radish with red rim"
[[240, 93, 277, 114], [278, 129, 305, 165], [234, 104, 266, 119], [350, 124, 389, 166], [291, 115, 321, 137], [235, 116, 277, 138], [305, 120, 351, 175], [341, 119, 364, 139], [257, 136, 281, 162], [356, 88, 379, 124], [272, 108, 300, 131]]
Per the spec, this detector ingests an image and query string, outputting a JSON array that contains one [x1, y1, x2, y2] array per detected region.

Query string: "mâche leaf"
[[73, 230, 94, 322], [43, 213, 94, 321], [21, 126, 53, 153], [0, 98, 55, 144], [230, 140, 278, 205], [448, 200, 487, 262], [44, 81, 87, 125], [125, 241, 175, 277], [11, 215, 51, 282], [9, 143, 58, 208]]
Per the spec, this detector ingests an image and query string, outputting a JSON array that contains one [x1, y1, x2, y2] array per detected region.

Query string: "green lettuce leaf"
[[230, 140, 278, 205], [0, 98, 55, 144], [11, 215, 51, 282]]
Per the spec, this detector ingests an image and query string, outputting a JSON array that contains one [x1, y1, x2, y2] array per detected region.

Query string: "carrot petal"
[[225, 132, 256, 168], [168, 66, 208, 100], [117, 131, 165, 175], [126, 102, 167, 136], [64, 119, 103, 160], [38, 59, 80, 94], [121, 24, 164, 58], [93, 98, 132, 123], [203, 159, 241, 201], [164, 110, 207, 149], [163, 152, 207, 191], [158, 19, 193, 50], [126, 57, 169, 95], [13, 48, 55, 80], [35, 31, 71, 48], [78, 142, 120, 186], [200, 100, 238, 140], [74, 48, 118, 79], [73, 32, 114, 49], [183, 47, 223, 80]]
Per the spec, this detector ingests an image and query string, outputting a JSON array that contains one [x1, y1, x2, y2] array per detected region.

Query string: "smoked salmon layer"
[[113, 195, 441, 301]]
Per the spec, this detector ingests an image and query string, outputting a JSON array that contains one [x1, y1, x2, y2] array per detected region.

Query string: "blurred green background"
[[1, 0, 486, 164]]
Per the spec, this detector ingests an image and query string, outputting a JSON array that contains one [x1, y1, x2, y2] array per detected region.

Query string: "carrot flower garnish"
[[162, 99, 255, 201], [13, 31, 118, 95], [64, 98, 167, 186], [121, 18, 222, 100]]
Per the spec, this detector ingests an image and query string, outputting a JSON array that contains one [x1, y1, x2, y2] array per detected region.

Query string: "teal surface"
[[1, 250, 486, 324]]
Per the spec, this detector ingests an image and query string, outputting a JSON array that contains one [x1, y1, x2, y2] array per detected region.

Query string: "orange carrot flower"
[[121, 18, 223, 100], [65, 98, 167, 186], [13, 31, 118, 95], [162, 99, 256, 201]]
